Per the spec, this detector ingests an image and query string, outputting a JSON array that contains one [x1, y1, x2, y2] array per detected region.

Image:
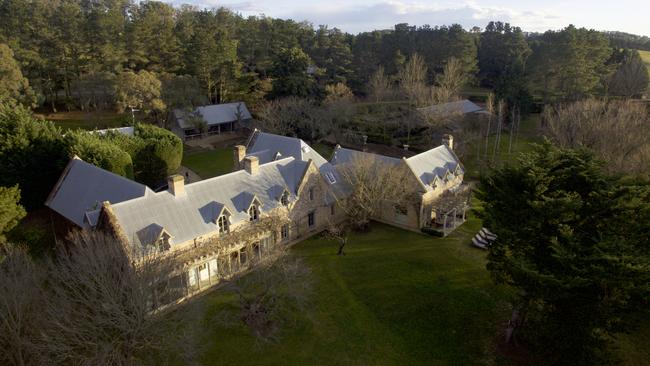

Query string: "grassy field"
[[639, 49, 650, 91], [34, 110, 131, 131], [182, 146, 234, 179], [159, 218, 517, 365]]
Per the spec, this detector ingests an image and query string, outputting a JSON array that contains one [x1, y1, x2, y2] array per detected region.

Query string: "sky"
[[169, 0, 650, 36]]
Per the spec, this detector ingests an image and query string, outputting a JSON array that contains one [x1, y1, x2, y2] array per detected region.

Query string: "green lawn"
[[462, 114, 543, 180], [35, 110, 130, 131], [159, 215, 517, 365], [182, 146, 233, 179]]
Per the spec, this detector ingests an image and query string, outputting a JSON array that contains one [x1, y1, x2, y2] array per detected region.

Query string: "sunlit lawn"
[[181, 146, 233, 179], [159, 213, 517, 365]]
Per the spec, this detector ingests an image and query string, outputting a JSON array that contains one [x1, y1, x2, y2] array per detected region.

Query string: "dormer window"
[[217, 215, 229, 233], [249, 204, 260, 221], [280, 191, 290, 206], [156, 235, 171, 251]]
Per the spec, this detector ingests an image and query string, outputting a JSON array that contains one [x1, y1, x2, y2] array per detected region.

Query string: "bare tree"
[[544, 98, 650, 176], [213, 244, 312, 342], [398, 53, 428, 106], [38, 232, 177, 365], [325, 220, 350, 256], [256, 97, 332, 142], [324, 82, 353, 104], [334, 153, 413, 229], [368, 66, 392, 103], [484, 93, 495, 158], [0, 246, 45, 366], [433, 57, 467, 103]]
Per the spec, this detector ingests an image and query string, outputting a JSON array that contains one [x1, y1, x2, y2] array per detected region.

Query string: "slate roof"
[[330, 147, 402, 167], [417, 99, 485, 116], [45, 157, 152, 228], [404, 145, 463, 191], [110, 157, 307, 249], [247, 131, 343, 202], [330, 144, 462, 193], [247, 131, 328, 167], [174, 102, 252, 129]]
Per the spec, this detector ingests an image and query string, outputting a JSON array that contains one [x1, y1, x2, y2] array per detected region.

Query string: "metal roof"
[[247, 131, 328, 167], [111, 157, 307, 250], [45, 157, 151, 228], [89, 126, 135, 136], [417, 99, 484, 116], [174, 102, 252, 129], [404, 145, 462, 191]]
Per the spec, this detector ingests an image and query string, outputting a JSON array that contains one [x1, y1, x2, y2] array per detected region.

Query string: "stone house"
[[45, 130, 466, 308]]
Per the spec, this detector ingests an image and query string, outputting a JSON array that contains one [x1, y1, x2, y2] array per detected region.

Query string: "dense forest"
[[0, 0, 648, 120]]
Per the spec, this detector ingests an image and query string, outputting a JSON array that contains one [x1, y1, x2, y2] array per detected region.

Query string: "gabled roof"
[[404, 144, 462, 191], [45, 157, 152, 228], [247, 131, 328, 167], [111, 156, 307, 249], [248, 131, 345, 198], [174, 102, 251, 129], [330, 147, 402, 167], [417, 99, 485, 116]]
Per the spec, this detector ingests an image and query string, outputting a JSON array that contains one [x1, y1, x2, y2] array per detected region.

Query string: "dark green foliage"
[[270, 47, 317, 98], [479, 142, 650, 365], [0, 185, 26, 244], [528, 25, 611, 101], [0, 104, 69, 209], [133, 124, 183, 187], [104, 123, 183, 187], [65, 130, 134, 179]]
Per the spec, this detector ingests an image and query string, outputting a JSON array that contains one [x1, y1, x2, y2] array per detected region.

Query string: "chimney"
[[442, 134, 454, 150], [243, 156, 259, 175], [233, 145, 246, 170], [168, 174, 185, 196]]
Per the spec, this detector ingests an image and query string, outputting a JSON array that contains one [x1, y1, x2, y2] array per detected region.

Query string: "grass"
[[638, 49, 650, 91], [34, 110, 130, 131], [181, 146, 233, 179], [461, 114, 543, 180], [159, 215, 516, 365]]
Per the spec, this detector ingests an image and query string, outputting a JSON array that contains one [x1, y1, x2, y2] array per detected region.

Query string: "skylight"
[[326, 171, 337, 184]]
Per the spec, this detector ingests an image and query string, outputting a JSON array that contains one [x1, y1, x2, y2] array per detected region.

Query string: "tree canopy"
[[479, 142, 650, 364]]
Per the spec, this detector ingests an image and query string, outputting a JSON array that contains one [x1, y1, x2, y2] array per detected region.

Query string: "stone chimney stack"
[[233, 145, 246, 170], [168, 174, 185, 196], [243, 156, 259, 175], [442, 134, 454, 150]]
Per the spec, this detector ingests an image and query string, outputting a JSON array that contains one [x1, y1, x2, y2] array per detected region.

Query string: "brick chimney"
[[168, 174, 185, 196], [442, 134, 454, 150], [243, 156, 259, 175], [233, 145, 246, 170]]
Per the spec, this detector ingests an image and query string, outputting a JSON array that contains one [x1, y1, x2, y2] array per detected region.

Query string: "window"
[[239, 247, 247, 265], [308, 211, 315, 227], [248, 204, 259, 221], [309, 188, 314, 201], [281, 224, 289, 240], [217, 215, 229, 233], [280, 191, 290, 206], [325, 171, 337, 184], [197, 263, 206, 271], [330, 204, 335, 216], [156, 235, 170, 252], [394, 204, 408, 216]]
